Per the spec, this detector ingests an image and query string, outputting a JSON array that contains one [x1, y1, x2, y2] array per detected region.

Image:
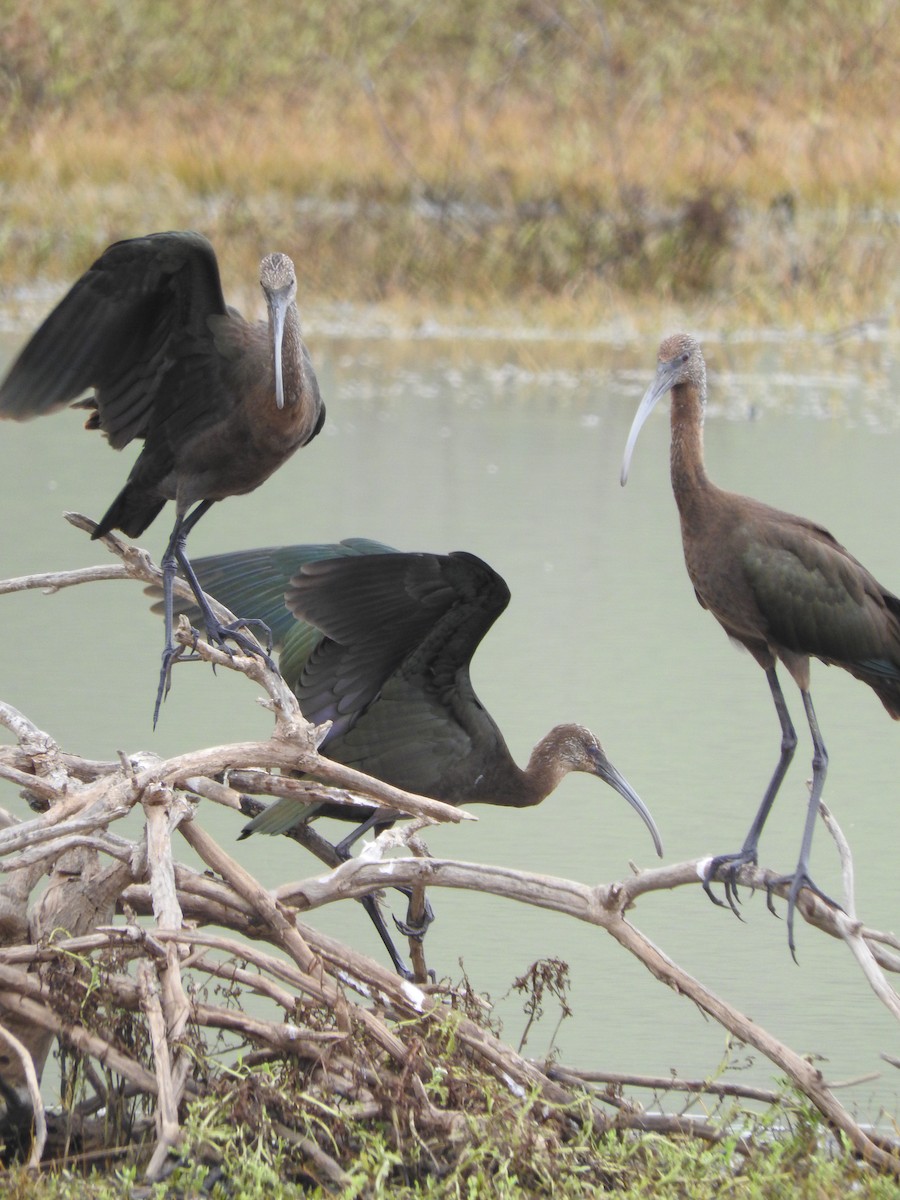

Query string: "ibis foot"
[[765, 869, 842, 961], [213, 616, 275, 658], [200, 617, 278, 674], [154, 643, 189, 728], [153, 617, 278, 727], [394, 894, 435, 940], [702, 849, 759, 919], [359, 894, 417, 980]]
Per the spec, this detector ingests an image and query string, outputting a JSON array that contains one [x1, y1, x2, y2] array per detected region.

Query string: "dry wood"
[[138, 962, 181, 1173], [545, 1064, 781, 1104], [272, 852, 900, 1171], [0, 1017, 47, 1166], [0, 981, 159, 1096], [1, 536, 899, 1180]]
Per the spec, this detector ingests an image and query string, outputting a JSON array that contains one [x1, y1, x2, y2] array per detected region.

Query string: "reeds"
[[0, 1, 896, 328]]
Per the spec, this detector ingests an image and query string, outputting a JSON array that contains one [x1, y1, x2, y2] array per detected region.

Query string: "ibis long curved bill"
[[594, 755, 663, 857], [620, 354, 685, 486], [267, 281, 291, 411]]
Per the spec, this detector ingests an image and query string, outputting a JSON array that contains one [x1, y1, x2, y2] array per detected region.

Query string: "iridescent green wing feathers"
[[165, 538, 395, 687]]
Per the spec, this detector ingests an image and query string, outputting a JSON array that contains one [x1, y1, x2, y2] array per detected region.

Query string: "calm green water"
[[1, 322, 899, 1121]]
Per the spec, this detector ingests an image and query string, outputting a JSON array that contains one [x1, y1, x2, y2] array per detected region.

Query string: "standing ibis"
[[177, 539, 664, 972], [0, 231, 325, 723], [620, 332, 900, 954]]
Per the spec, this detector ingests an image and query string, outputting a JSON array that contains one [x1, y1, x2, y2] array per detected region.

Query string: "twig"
[[394, 829, 432, 984], [270, 1120, 351, 1189], [277, 853, 900, 1172], [0, 1018, 47, 1166], [1, 833, 135, 873], [176, 818, 409, 1062], [819, 803, 900, 1022], [188, 954, 300, 1012], [0, 981, 159, 1096], [193, 1003, 343, 1057], [0, 703, 59, 755], [143, 786, 190, 929], [0, 564, 134, 596], [138, 962, 182, 1179], [820, 801, 857, 919], [0, 764, 61, 802], [613, 1110, 738, 1144], [544, 1064, 780, 1104]]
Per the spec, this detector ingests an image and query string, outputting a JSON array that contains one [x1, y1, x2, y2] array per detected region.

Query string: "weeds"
[[0, 1, 896, 329], [4, 1064, 896, 1198]]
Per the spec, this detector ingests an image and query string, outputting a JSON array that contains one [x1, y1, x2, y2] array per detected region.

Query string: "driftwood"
[[1, 519, 899, 1181]]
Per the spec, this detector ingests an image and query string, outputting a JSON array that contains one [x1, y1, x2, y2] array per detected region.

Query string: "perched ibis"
[[0, 231, 325, 723], [620, 332, 900, 954], [179, 539, 664, 972]]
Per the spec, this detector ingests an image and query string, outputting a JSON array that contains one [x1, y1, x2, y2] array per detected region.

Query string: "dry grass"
[[0, 0, 897, 329]]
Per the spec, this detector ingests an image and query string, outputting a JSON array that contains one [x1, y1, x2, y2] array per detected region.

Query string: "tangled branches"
[[0, 519, 899, 1184]]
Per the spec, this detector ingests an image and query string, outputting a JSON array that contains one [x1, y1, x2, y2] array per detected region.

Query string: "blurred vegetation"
[[3, 1033, 900, 1198], [0, 0, 897, 327]]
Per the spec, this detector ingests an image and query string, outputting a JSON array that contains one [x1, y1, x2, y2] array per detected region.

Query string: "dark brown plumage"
[[0, 231, 325, 723], [621, 332, 900, 954], [179, 540, 664, 974]]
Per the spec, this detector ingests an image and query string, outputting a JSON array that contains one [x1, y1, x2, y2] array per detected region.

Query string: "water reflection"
[[1, 326, 899, 1121]]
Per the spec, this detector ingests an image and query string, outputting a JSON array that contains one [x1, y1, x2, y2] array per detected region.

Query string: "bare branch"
[[0, 978, 159, 1096], [0, 564, 133, 596], [545, 1063, 781, 1104], [139, 961, 183, 1177], [274, 852, 900, 1171], [0, 1018, 47, 1166], [3, 540, 900, 1176]]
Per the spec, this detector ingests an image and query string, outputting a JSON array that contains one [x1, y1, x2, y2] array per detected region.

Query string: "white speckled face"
[[260, 252, 296, 293], [620, 333, 706, 486], [260, 253, 298, 411]]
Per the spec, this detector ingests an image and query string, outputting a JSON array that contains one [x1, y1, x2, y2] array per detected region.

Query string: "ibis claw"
[[200, 617, 278, 675], [394, 892, 436, 940], [702, 851, 758, 920], [153, 644, 184, 728], [217, 616, 275, 657], [765, 869, 843, 961]]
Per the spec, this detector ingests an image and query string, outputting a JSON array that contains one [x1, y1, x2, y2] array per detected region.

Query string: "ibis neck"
[[669, 382, 710, 507], [278, 306, 308, 407], [514, 734, 571, 809], [467, 738, 562, 810]]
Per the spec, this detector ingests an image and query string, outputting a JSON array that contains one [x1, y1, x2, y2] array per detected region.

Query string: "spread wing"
[[288, 550, 511, 787], [158, 538, 396, 686], [0, 231, 231, 451]]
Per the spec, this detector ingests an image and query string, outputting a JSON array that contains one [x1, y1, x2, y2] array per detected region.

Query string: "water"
[[1, 322, 899, 1122]]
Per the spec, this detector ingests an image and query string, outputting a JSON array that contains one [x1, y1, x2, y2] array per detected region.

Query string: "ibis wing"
[[0, 232, 230, 449], [289, 550, 511, 752], [160, 538, 396, 685], [743, 514, 900, 663], [322, 670, 484, 797]]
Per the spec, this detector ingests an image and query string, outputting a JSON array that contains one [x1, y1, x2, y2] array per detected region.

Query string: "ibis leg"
[[334, 809, 398, 859], [767, 688, 840, 960], [174, 501, 275, 657], [335, 811, 435, 943], [154, 505, 211, 727], [154, 500, 276, 725], [703, 665, 797, 912], [265, 804, 431, 979]]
